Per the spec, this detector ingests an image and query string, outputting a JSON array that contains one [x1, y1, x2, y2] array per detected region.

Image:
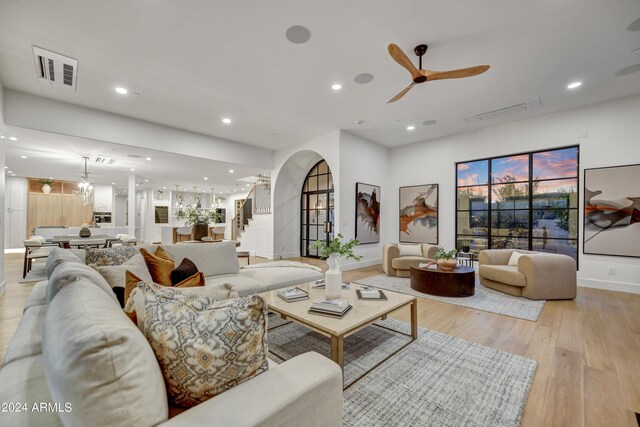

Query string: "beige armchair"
[[383, 243, 439, 277], [478, 249, 577, 300]]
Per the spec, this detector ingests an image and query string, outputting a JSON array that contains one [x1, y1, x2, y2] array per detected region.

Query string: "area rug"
[[267, 318, 536, 427], [353, 275, 544, 321]]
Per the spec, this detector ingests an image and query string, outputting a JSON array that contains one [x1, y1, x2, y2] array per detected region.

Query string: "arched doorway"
[[300, 160, 334, 257]]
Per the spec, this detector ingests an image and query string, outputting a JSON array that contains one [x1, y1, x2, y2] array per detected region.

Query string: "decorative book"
[[308, 298, 352, 317], [356, 288, 388, 300], [312, 280, 351, 290], [277, 287, 309, 302]]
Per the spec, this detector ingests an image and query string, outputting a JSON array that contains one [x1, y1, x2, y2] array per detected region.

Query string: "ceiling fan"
[[387, 43, 490, 103]]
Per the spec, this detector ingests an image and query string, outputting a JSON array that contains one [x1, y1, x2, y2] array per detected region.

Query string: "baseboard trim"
[[274, 251, 300, 260], [578, 278, 640, 295], [340, 258, 381, 272], [0, 280, 6, 296]]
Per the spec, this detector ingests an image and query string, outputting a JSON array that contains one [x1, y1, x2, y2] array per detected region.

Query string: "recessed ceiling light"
[[115, 87, 128, 95], [354, 73, 374, 84], [144, 179, 149, 182], [163, 186, 167, 189], [21, 155, 28, 159], [146, 157, 151, 161], [422, 120, 438, 126], [130, 168, 135, 171], [331, 83, 342, 91], [136, 183, 140, 187], [111, 182, 115, 185], [9, 137, 17, 141], [49, 177, 53, 180], [3, 166, 7, 169], [222, 118, 232, 124], [567, 81, 582, 89], [7, 171, 13, 174], [0, 136, 5, 139], [285, 25, 311, 44], [183, 188, 187, 191], [11, 173, 16, 176], [229, 169, 234, 173], [406, 125, 415, 131], [204, 177, 208, 180]]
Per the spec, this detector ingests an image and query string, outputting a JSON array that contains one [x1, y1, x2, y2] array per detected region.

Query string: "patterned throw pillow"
[[137, 282, 268, 408], [171, 258, 199, 285], [85, 245, 138, 266], [398, 244, 423, 257]]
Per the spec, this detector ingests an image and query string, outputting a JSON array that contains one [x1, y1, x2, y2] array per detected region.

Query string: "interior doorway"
[[300, 160, 334, 257]]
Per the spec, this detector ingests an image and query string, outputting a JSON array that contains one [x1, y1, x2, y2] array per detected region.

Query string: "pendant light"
[[78, 156, 94, 205]]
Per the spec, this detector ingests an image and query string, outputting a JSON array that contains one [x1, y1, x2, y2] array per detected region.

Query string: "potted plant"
[[177, 207, 224, 240], [38, 179, 54, 194], [309, 233, 362, 299], [434, 247, 459, 272], [459, 239, 471, 253]]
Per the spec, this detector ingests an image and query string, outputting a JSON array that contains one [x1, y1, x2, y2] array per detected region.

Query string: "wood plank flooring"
[[1, 253, 639, 426]]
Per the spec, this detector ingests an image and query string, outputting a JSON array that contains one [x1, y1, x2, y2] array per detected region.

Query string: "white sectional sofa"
[[0, 243, 342, 427]]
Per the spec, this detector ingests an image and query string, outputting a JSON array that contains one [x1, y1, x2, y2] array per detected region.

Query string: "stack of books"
[[312, 279, 351, 290], [277, 287, 309, 302], [356, 286, 388, 300], [308, 298, 352, 318]]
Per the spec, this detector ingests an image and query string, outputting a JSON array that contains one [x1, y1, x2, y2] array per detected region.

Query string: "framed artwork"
[[584, 163, 640, 258], [355, 182, 380, 244], [399, 184, 438, 244]]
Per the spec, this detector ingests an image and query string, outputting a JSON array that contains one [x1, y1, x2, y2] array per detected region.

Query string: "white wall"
[[338, 131, 389, 269], [271, 131, 340, 259], [114, 195, 127, 226], [4, 177, 28, 249], [388, 94, 640, 293], [3, 89, 273, 170], [0, 82, 5, 294], [93, 184, 114, 213]]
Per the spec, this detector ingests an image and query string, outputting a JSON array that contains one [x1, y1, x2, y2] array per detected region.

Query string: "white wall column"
[[128, 173, 136, 237], [0, 144, 5, 296]]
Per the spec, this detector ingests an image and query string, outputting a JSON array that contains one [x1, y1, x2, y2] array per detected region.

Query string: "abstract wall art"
[[355, 182, 381, 244], [399, 184, 438, 244], [584, 163, 640, 258]]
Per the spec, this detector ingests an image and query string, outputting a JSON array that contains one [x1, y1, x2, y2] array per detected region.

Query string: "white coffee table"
[[260, 282, 417, 372]]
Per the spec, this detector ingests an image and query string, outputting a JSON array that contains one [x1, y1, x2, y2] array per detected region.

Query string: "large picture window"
[[456, 146, 579, 262]]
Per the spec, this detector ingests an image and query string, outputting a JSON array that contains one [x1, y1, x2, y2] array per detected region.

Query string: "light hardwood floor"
[[1, 252, 638, 426]]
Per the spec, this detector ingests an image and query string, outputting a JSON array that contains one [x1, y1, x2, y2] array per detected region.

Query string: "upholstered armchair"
[[478, 249, 577, 300], [383, 243, 439, 277]]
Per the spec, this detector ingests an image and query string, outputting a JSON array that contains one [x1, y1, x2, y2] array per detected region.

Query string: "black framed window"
[[456, 146, 579, 262]]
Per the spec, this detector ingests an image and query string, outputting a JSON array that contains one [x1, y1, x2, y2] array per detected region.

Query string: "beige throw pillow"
[[96, 254, 153, 289], [398, 244, 423, 257], [135, 282, 268, 408], [508, 251, 527, 266]]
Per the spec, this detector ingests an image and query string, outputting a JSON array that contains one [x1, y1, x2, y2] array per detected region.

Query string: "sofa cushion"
[[47, 262, 115, 304], [45, 248, 84, 279], [479, 265, 527, 287], [161, 241, 240, 277], [171, 257, 199, 285], [205, 274, 267, 297], [137, 282, 269, 408], [508, 250, 527, 266], [0, 355, 63, 427], [398, 244, 423, 257], [175, 271, 206, 288], [391, 256, 428, 270], [140, 247, 175, 285], [96, 254, 153, 289], [239, 267, 323, 291], [85, 245, 138, 266], [23, 280, 48, 311], [43, 277, 168, 427], [3, 305, 47, 366]]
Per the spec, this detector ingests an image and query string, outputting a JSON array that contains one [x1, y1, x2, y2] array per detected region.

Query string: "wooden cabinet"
[[26, 179, 95, 237]]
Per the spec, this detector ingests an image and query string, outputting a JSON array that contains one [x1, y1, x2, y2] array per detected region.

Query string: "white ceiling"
[[1, 126, 267, 195], [0, 1, 639, 150]]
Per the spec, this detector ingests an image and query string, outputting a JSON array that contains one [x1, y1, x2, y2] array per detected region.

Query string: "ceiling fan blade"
[[387, 82, 416, 104], [388, 43, 421, 80], [421, 65, 490, 81]]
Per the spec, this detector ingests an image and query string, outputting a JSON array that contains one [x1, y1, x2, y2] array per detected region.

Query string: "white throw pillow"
[[507, 251, 528, 266], [96, 254, 153, 288], [398, 244, 423, 257]]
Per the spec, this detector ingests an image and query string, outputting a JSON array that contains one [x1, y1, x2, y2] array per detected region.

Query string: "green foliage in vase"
[[176, 207, 223, 226], [309, 233, 363, 261], [434, 247, 458, 260], [38, 179, 54, 186]]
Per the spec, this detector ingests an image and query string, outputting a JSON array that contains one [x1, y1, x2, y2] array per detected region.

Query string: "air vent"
[[93, 155, 117, 166], [32, 46, 78, 91], [464, 98, 542, 122]]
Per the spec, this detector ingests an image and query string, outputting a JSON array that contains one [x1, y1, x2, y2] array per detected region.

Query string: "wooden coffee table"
[[259, 282, 417, 376], [410, 265, 475, 297]]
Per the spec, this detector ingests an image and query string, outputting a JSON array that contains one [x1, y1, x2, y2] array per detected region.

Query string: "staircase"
[[237, 214, 273, 258], [232, 177, 272, 258]]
